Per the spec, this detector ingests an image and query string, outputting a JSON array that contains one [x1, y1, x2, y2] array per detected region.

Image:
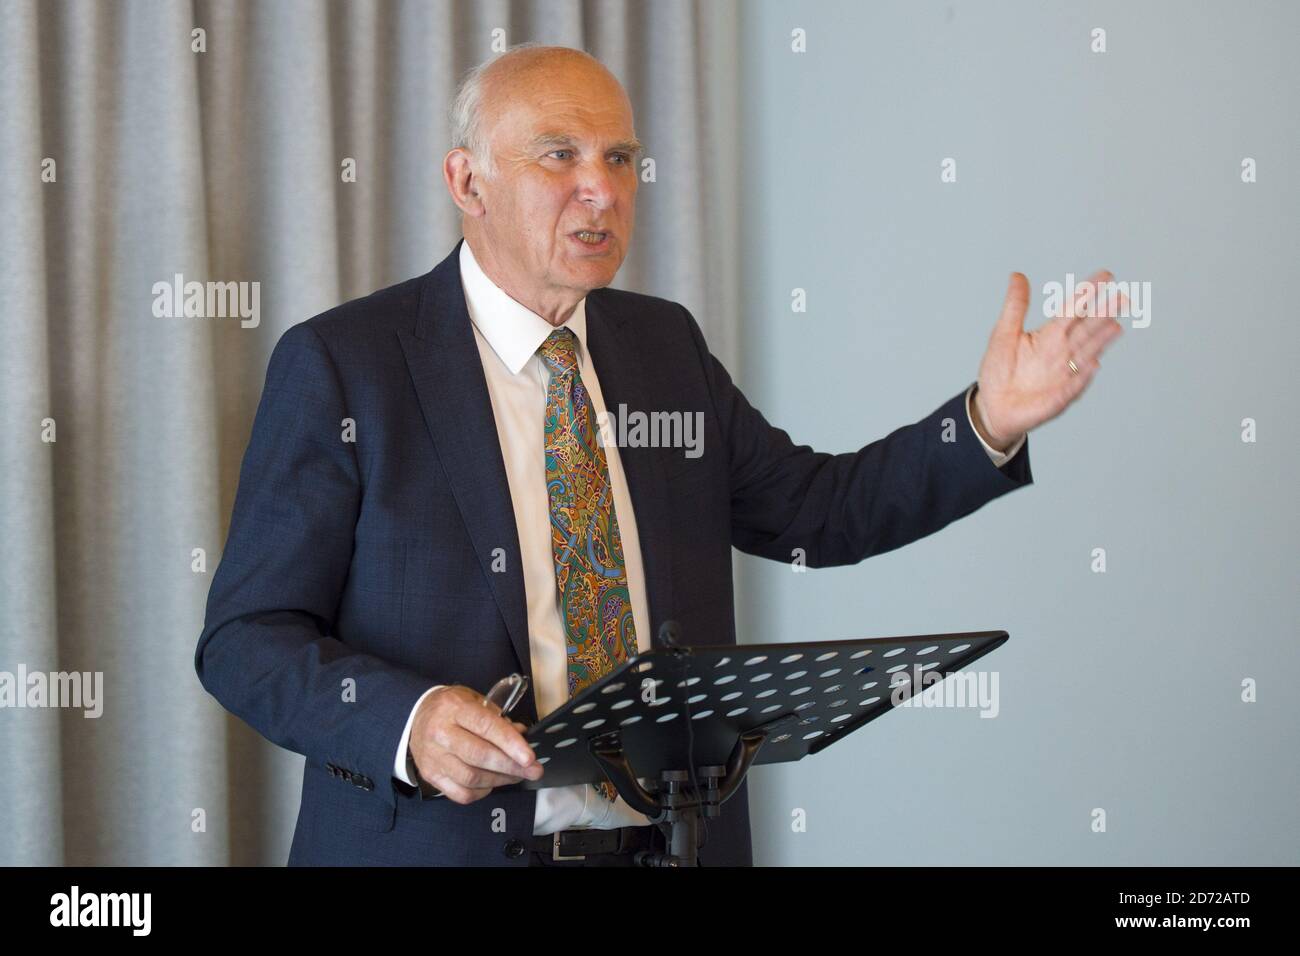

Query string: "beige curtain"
[[0, 0, 741, 865]]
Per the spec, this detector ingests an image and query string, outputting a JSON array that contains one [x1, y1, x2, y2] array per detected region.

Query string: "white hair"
[[448, 42, 605, 181]]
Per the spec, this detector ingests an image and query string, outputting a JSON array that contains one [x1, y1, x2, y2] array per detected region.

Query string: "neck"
[[464, 234, 582, 326]]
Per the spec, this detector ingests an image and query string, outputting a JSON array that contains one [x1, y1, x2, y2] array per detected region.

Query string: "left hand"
[[972, 269, 1126, 450]]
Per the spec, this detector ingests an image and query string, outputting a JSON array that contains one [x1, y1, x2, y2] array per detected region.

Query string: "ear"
[[443, 148, 485, 217]]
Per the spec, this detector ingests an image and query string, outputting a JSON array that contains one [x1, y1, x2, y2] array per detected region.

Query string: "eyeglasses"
[[483, 672, 529, 716]]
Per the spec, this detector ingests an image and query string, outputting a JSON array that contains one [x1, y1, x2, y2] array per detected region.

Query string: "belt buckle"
[[553, 831, 586, 862]]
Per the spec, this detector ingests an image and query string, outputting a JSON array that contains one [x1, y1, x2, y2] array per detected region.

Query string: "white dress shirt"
[[393, 237, 1024, 834]]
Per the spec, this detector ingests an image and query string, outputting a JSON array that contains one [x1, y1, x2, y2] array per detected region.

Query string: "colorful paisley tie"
[[538, 328, 638, 802]]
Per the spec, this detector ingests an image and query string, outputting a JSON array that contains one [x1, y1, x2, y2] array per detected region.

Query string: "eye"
[[548, 149, 573, 160], [610, 153, 632, 165]]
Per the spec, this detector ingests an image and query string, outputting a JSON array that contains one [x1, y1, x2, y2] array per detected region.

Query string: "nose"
[[574, 156, 619, 210]]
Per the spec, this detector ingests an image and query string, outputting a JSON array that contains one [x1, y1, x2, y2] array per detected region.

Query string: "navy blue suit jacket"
[[195, 239, 1033, 866]]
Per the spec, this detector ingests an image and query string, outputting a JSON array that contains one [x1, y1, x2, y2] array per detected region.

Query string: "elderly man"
[[196, 44, 1123, 867]]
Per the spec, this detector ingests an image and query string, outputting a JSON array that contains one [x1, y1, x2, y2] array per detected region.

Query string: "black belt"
[[524, 825, 659, 861]]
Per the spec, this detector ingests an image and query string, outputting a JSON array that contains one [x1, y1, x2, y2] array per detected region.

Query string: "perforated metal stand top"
[[522, 629, 1008, 867]]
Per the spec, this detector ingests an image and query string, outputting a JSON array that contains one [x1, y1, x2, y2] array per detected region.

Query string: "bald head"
[[450, 44, 635, 180], [442, 43, 643, 326]]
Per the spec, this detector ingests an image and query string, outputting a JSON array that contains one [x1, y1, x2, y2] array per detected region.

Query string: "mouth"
[[570, 229, 612, 252]]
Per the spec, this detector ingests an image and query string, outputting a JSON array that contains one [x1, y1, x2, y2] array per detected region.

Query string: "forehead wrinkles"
[[489, 79, 634, 154]]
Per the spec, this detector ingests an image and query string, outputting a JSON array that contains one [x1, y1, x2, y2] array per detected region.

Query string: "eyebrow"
[[527, 132, 646, 156]]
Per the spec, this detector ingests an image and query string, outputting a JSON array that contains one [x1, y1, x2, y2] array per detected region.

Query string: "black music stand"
[[522, 629, 1008, 866]]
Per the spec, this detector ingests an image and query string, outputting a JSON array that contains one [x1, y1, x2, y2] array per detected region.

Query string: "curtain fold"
[[0, 0, 740, 865]]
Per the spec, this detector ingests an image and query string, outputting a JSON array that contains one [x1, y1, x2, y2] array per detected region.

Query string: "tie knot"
[[538, 327, 579, 375]]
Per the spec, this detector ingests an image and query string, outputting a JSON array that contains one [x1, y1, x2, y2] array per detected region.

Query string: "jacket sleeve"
[[195, 322, 434, 809], [677, 304, 1034, 568]]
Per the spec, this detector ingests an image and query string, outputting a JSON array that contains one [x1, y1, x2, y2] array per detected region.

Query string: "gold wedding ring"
[[1068, 359, 1080, 376]]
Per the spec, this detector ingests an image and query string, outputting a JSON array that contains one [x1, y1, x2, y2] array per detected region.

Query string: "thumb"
[[989, 272, 1030, 352]]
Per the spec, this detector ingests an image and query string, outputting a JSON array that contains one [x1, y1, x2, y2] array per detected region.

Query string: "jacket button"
[[503, 839, 525, 858]]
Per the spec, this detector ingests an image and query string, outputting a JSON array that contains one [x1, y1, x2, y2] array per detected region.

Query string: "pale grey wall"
[[734, 0, 1299, 864]]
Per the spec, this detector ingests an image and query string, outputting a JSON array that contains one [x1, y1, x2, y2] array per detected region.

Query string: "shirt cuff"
[[965, 383, 1025, 467], [394, 685, 445, 785]]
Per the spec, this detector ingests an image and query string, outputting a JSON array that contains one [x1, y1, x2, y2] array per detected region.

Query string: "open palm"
[[974, 270, 1125, 447]]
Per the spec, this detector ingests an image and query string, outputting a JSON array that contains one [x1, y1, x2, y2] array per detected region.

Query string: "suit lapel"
[[586, 292, 676, 649], [397, 240, 531, 678], [396, 244, 679, 687]]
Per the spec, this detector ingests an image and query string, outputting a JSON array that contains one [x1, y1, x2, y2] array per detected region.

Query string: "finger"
[[433, 745, 525, 790], [1076, 290, 1128, 338], [1071, 318, 1124, 362], [1066, 280, 1126, 347], [430, 779, 473, 804], [990, 272, 1030, 350], [1064, 269, 1112, 319], [1067, 312, 1106, 347], [458, 701, 539, 770], [1066, 311, 1126, 353], [1094, 282, 1127, 320], [491, 712, 533, 741], [1071, 269, 1112, 318], [428, 771, 492, 805], [441, 724, 534, 780], [437, 779, 492, 803]]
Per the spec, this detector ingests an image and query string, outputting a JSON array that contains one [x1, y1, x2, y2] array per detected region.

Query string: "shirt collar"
[[458, 238, 588, 375]]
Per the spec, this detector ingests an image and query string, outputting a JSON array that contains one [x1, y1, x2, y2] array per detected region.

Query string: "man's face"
[[472, 62, 640, 305]]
